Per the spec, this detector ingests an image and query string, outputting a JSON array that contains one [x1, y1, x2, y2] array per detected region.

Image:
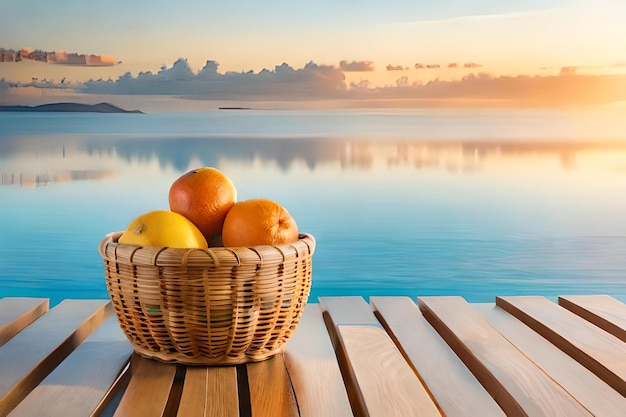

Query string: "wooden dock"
[[1, 295, 625, 416]]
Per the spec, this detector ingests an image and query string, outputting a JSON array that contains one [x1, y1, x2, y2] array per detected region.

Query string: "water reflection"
[[3, 134, 626, 178], [1, 170, 115, 188], [2, 132, 626, 306]]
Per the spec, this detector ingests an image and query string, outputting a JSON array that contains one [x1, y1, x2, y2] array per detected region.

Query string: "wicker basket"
[[98, 231, 315, 365]]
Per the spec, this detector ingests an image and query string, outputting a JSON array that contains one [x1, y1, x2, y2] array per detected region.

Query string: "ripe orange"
[[169, 167, 237, 241], [222, 199, 299, 247]]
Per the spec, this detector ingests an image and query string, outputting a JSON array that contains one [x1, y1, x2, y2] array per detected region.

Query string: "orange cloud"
[[52, 50, 119, 66], [340, 60, 374, 72], [0, 47, 119, 66], [559, 66, 577, 76], [386, 64, 407, 71], [365, 72, 626, 106], [415, 63, 441, 69]]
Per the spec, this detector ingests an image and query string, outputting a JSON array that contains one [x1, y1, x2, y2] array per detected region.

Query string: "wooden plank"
[[497, 295, 626, 396], [475, 302, 626, 417], [418, 296, 593, 417], [337, 326, 442, 417], [370, 296, 504, 417], [7, 316, 133, 417], [176, 366, 239, 417], [113, 355, 178, 417], [0, 299, 112, 417], [317, 295, 382, 357], [92, 360, 132, 417], [284, 303, 353, 417], [0, 298, 49, 347], [247, 354, 299, 417], [558, 295, 626, 342], [319, 296, 403, 417], [319, 296, 382, 327], [321, 296, 442, 417]]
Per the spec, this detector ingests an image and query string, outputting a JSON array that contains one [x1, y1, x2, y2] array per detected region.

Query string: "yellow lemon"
[[118, 210, 208, 249]]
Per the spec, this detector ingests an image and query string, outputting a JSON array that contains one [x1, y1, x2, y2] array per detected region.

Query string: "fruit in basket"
[[222, 198, 299, 247], [118, 210, 208, 249], [169, 167, 237, 242]]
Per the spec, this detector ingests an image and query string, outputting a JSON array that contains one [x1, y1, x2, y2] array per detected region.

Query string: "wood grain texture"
[[284, 303, 354, 417], [318, 296, 375, 417], [419, 296, 592, 417], [320, 296, 441, 416], [113, 355, 178, 417], [497, 295, 626, 396], [319, 296, 381, 327], [0, 299, 112, 417], [476, 302, 626, 417], [247, 354, 299, 417], [370, 296, 504, 417], [176, 366, 239, 417], [3, 296, 625, 417], [558, 295, 626, 342], [7, 316, 133, 417], [337, 325, 442, 417], [0, 298, 49, 347]]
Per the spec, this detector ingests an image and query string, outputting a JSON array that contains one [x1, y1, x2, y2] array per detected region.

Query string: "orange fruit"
[[169, 167, 237, 241], [222, 199, 299, 247], [118, 210, 208, 249]]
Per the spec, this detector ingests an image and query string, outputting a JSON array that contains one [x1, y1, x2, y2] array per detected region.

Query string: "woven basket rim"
[[99, 231, 315, 267]]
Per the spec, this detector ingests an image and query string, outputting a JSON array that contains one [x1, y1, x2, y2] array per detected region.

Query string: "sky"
[[2, 0, 626, 108]]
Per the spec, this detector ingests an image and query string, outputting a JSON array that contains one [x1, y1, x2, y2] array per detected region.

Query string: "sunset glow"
[[2, 0, 626, 108]]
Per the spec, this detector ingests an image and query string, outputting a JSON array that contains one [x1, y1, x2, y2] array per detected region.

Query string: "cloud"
[[541, 63, 625, 75], [386, 64, 407, 71], [339, 60, 374, 72], [400, 10, 554, 26], [396, 76, 409, 87], [415, 63, 440, 69], [415, 62, 480, 70], [53, 51, 119, 66], [559, 66, 577, 76], [0, 47, 119, 66], [357, 72, 626, 106], [8, 57, 626, 107], [80, 58, 346, 99]]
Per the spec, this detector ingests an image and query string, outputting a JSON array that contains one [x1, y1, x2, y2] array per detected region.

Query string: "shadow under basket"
[[99, 231, 315, 365]]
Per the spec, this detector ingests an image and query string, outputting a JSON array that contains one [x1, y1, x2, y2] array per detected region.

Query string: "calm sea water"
[[1, 107, 626, 306]]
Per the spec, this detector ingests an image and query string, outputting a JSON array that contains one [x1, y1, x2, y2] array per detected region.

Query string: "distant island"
[[0, 102, 144, 113]]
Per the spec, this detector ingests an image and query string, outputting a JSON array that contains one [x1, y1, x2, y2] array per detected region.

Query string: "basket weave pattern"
[[99, 231, 315, 365]]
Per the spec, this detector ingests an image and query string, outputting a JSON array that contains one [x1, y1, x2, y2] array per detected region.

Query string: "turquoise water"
[[1, 108, 626, 306]]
